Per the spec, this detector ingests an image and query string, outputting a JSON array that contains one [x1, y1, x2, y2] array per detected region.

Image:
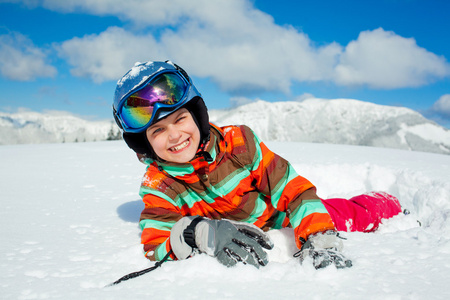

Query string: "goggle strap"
[[113, 106, 124, 130], [172, 62, 190, 83]]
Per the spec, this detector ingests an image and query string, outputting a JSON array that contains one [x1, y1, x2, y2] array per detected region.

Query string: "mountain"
[[209, 98, 450, 155], [1, 98, 449, 155], [0, 110, 121, 145]]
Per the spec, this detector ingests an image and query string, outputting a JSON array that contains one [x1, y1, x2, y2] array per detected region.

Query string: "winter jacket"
[[138, 124, 335, 261]]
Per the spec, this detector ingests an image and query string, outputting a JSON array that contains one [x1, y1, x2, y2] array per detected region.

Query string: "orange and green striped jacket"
[[138, 124, 335, 261]]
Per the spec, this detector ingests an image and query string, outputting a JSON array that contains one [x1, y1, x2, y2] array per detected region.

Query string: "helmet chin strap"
[[196, 150, 213, 162], [196, 132, 213, 162]]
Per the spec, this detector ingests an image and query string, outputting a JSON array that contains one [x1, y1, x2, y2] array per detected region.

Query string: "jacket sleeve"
[[242, 126, 335, 249], [138, 175, 181, 261]]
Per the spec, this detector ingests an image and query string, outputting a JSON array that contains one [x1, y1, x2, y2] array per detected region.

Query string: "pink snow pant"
[[322, 192, 402, 232]]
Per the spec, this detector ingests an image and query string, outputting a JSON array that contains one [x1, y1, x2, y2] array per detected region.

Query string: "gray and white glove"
[[170, 216, 274, 268], [295, 230, 352, 269]]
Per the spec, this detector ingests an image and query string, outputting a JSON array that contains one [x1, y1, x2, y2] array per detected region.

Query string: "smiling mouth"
[[169, 139, 190, 152]]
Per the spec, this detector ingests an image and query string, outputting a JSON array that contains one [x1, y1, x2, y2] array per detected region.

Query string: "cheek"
[[187, 122, 200, 139], [147, 134, 164, 152]]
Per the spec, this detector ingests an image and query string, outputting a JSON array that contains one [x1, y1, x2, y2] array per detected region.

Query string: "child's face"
[[146, 108, 201, 163]]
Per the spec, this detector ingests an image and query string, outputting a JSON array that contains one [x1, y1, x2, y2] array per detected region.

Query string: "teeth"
[[171, 140, 189, 152]]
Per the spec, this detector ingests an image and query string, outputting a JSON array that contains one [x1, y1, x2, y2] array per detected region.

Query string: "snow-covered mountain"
[[0, 110, 121, 145], [210, 98, 450, 155], [1, 98, 449, 155]]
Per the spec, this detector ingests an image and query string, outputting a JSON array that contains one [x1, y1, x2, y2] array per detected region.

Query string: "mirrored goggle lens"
[[120, 73, 188, 130]]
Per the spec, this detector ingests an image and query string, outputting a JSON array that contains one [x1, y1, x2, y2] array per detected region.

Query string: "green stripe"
[[251, 133, 263, 172], [139, 218, 175, 231], [250, 130, 301, 209], [272, 212, 287, 229], [289, 199, 329, 229], [249, 194, 267, 219], [175, 188, 215, 207], [209, 143, 217, 161], [213, 167, 250, 196], [159, 164, 195, 177], [173, 167, 253, 208], [155, 240, 173, 261], [270, 165, 299, 207], [139, 186, 178, 206]]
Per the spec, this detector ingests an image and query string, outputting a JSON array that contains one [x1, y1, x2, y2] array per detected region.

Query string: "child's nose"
[[167, 125, 181, 140]]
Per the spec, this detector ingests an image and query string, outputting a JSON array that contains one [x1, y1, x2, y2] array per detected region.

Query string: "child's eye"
[[176, 115, 186, 123], [151, 127, 163, 135]]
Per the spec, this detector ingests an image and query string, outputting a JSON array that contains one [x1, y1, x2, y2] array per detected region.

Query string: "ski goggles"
[[114, 70, 199, 133]]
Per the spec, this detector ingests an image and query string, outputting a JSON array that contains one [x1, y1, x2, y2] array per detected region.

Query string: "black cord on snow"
[[105, 250, 173, 287]]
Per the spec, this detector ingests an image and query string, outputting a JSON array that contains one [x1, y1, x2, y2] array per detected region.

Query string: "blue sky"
[[1, 0, 449, 127]]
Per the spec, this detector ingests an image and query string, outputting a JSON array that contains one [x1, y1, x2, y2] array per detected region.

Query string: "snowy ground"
[[1, 140, 450, 299]]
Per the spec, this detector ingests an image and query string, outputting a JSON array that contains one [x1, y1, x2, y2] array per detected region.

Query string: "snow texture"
[[1, 140, 449, 299], [210, 99, 450, 155]]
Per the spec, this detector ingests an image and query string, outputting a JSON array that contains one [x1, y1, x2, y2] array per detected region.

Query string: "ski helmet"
[[113, 61, 210, 158]]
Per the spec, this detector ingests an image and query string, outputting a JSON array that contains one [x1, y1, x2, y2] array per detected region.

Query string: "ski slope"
[[1, 140, 449, 299]]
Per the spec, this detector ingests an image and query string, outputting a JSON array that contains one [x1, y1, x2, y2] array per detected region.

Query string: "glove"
[[170, 216, 274, 268], [294, 230, 352, 269]]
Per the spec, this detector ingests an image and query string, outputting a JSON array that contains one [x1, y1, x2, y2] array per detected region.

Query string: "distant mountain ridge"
[[1, 99, 449, 155], [209, 99, 450, 155], [0, 111, 121, 145]]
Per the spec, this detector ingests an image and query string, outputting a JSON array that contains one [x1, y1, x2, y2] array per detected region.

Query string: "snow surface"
[[1, 140, 450, 299]]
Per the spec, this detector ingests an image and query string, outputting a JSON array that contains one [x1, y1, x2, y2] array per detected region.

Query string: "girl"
[[113, 61, 402, 269]]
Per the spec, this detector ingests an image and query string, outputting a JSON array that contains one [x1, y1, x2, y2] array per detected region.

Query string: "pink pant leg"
[[322, 192, 402, 232]]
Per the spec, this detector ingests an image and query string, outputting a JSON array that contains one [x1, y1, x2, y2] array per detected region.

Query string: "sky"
[[0, 0, 449, 127]]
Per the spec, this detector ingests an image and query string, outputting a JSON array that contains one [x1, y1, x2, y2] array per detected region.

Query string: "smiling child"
[[113, 61, 402, 269]]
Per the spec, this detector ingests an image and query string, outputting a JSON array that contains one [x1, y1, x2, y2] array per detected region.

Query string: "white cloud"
[[294, 93, 316, 102], [229, 96, 256, 107], [54, 0, 341, 91], [335, 28, 450, 88], [49, 0, 449, 93], [55, 27, 164, 83], [159, 14, 341, 93], [431, 94, 450, 118], [27, 0, 211, 26], [0, 32, 57, 81]]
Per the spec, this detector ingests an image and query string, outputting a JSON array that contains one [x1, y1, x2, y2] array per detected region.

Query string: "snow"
[[3, 98, 450, 157], [1, 140, 450, 299], [116, 61, 153, 87], [209, 99, 450, 155], [0, 111, 120, 145]]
